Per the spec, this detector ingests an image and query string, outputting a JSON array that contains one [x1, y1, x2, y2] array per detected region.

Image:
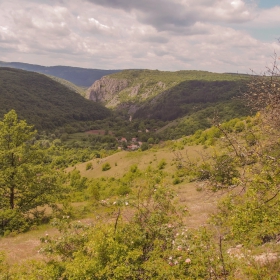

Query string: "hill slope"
[[0, 68, 111, 130], [0, 61, 122, 87], [86, 69, 249, 115], [86, 70, 250, 137]]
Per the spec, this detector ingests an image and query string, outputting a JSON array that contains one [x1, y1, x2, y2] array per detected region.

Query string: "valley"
[[0, 63, 280, 279]]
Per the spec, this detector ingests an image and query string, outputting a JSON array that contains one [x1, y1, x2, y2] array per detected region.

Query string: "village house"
[[120, 137, 127, 143], [127, 144, 139, 151]]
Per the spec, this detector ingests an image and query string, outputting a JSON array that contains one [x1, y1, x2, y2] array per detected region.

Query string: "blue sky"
[[258, 0, 279, 8], [0, 0, 279, 74]]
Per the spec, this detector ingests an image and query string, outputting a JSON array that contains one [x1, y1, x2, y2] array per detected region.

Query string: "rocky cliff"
[[86, 76, 129, 105], [85, 73, 167, 114]]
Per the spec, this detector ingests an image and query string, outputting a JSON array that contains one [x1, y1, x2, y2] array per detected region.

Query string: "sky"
[[0, 0, 279, 73]]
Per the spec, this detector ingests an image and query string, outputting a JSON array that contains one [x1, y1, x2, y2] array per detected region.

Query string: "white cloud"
[[252, 6, 280, 27], [0, 0, 278, 74]]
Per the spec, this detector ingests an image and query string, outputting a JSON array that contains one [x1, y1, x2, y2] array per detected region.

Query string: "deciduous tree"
[[0, 110, 62, 234]]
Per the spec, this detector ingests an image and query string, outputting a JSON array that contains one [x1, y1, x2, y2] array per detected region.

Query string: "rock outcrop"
[[86, 76, 129, 104], [85, 73, 167, 115]]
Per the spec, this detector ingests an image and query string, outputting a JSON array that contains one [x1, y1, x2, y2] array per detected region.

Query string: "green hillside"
[[0, 67, 111, 130], [107, 69, 248, 105], [89, 69, 249, 121], [134, 79, 248, 121], [90, 69, 250, 138], [47, 75, 86, 97]]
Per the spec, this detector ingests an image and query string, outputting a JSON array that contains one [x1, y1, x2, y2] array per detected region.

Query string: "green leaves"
[[0, 110, 63, 234]]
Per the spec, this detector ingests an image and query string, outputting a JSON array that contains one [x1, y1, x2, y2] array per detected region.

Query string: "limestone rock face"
[[86, 76, 129, 103], [85, 74, 167, 116]]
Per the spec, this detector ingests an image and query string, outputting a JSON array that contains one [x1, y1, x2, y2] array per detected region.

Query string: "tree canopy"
[[0, 110, 63, 234]]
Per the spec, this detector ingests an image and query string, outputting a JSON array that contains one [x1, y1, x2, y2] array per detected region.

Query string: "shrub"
[[130, 164, 138, 173], [141, 142, 149, 151], [173, 177, 181, 185], [85, 162, 93, 170], [158, 159, 167, 170], [102, 162, 111, 171], [117, 184, 131, 196]]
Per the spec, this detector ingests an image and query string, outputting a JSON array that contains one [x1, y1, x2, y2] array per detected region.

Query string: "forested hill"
[[86, 69, 250, 122], [0, 67, 111, 130], [133, 79, 248, 121], [0, 61, 122, 87]]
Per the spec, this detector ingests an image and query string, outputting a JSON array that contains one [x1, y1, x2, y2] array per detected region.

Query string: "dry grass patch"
[[174, 182, 220, 228], [0, 226, 58, 264]]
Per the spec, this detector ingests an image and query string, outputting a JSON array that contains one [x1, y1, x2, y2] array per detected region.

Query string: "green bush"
[[117, 184, 131, 196], [0, 209, 30, 235], [141, 142, 149, 151], [85, 162, 93, 170], [130, 164, 138, 173], [102, 162, 111, 171], [173, 177, 181, 185], [158, 159, 167, 170]]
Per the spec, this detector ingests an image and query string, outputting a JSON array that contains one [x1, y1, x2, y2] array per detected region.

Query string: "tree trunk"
[[10, 187, 14, 209]]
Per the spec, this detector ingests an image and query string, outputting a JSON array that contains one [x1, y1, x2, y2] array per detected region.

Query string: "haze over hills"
[[0, 67, 111, 130], [0, 61, 122, 87]]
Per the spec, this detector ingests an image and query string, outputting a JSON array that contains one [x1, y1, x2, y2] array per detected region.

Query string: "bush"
[[102, 162, 111, 171], [130, 164, 138, 173], [158, 159, 167, 170], [117, 184, 131, 196], [141, 142, 149, 151], [85, 162, 93, 170], [173, 177, 181, 185], [0, 209, 30, 235]]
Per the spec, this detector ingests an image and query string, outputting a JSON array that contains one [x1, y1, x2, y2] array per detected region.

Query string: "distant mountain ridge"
[[0, 61, 122, 87]]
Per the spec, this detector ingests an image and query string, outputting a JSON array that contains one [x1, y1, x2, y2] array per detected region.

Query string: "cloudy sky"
[[0, 0, 279, 73]]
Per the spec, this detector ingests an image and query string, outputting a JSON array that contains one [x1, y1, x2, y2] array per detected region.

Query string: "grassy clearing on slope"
[[67, 144, 208, 179]]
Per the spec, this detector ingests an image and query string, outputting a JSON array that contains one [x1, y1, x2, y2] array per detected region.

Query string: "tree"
[[0, 110, 62, 234]]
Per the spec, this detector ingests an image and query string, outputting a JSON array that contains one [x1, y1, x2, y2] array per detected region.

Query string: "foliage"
[[6, 165, 229, 280], [0, 68, 110, 131], [141, 142, 149, 151], [158, 159, 167, 170], [185, 58, 280, 250], [102, 162, 111, 171], [157, 100, 249, 140], [135, 80, 248, 122], [0, 110, 63, 234], [2, 59, 280, 279], [86, 162, 93, 170], [108, 69, 248, 109]]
